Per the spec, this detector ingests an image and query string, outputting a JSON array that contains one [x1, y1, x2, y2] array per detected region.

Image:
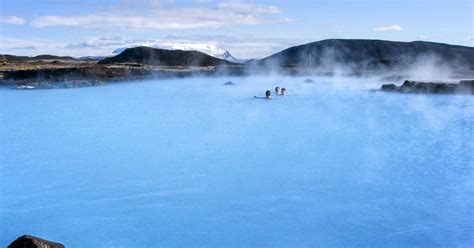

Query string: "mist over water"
[[1, 76, 473, 247]]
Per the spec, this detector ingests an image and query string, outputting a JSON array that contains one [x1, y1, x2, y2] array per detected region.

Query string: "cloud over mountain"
[[373, 25, 403, 32]]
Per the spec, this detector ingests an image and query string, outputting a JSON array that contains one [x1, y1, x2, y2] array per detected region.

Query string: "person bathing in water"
[[254, 88, 285, 99], [254, 90, 272, 99]]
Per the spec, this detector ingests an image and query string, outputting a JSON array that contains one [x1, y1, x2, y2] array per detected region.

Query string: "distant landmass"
[[112, 44, 248, 64], [1, 39, 473, 90], [253, 39, 474, 74], [1, 54, 77, 62], [77, 56, 110, 62], [98, 46, 236, 67]]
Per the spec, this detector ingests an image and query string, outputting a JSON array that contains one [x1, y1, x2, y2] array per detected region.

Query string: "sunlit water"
[[1, 76, 473, 247]]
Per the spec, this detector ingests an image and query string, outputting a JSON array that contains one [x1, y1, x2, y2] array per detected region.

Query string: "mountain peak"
[[112, 43, 247, 64], [99, 46, 235, 66]]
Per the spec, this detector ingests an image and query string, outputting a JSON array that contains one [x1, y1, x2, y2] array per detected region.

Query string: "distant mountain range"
[[0, 45, 243, 64], [99, 40, 474, 74], [3, 39, 473, 77], [253, 39, 474, 73], [98, 46, 236, 66], [1, 54, 77, 62]]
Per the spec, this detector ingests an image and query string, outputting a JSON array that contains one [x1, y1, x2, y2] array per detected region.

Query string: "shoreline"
[[1, 61, 474, 93]]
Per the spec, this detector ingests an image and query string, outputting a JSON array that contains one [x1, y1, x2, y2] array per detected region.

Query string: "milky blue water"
[[1, 77, 473, 247]]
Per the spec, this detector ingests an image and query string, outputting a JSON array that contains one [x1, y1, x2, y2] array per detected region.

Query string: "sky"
[[0, 0, 473, 59]]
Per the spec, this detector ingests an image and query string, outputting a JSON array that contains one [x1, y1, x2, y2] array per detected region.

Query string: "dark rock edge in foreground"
[[8, 235, 65, 248]]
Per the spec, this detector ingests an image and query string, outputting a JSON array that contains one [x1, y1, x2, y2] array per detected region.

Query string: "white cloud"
[[373, 25, 403, 32], [10, 46, 37, 50], [218, 1, 281, 14], [30, 1, 290, 29], [0, 16, 26, 25], [0, 37, 53, 55]]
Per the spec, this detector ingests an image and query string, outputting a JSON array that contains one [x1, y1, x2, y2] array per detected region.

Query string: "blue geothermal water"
[[0, 76, 473, 247]]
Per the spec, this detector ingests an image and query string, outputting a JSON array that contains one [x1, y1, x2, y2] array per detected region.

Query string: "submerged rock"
[[381, 80, 474, 95], [381, 83, 397, 91], [304, 79, 314, 83], [223, 81, 235, 86], [8, 235, 65, 248]]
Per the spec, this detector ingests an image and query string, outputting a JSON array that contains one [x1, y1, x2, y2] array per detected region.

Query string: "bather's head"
[[281, 88, 287, 96], [275, 87, 280, 94], [265, 90, 272, 98]]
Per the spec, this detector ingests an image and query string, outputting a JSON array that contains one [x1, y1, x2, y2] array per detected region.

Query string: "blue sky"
[[0, 0, 472, 58]]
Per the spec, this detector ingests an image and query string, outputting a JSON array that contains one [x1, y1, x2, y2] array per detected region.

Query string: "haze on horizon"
[[0, 0, 472, 59]]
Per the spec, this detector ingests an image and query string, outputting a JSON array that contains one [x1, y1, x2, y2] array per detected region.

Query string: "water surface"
[[1, 77, 473, 247]]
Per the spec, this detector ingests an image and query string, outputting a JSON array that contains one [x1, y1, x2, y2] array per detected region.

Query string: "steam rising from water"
[[248, 40, 474, 81], [0, 76, 473, 247]]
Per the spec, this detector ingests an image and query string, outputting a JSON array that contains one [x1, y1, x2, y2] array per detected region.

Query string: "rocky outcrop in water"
[[381, 80, 474, 95], [8, 235, 65, 248], [381, 83, 397, 91]]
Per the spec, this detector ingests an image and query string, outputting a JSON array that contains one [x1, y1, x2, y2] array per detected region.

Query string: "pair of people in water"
[[255, 86, 287, 99], [275, 87, 287, 96]]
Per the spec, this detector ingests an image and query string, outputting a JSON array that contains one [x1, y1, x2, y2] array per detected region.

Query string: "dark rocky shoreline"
[[381, 80, 474, 95], [0, 63, 391, 90], [0, 65, 248, 89], [2, 58, 473, 95]]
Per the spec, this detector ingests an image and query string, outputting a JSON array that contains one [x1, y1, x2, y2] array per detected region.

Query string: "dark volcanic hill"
[[253, 39, 474, 74], [99, 46, 235, 66]]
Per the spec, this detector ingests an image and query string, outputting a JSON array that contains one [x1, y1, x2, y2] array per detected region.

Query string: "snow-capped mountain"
[[219, 50, 249, 64], [112, 44, 247, 64]]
